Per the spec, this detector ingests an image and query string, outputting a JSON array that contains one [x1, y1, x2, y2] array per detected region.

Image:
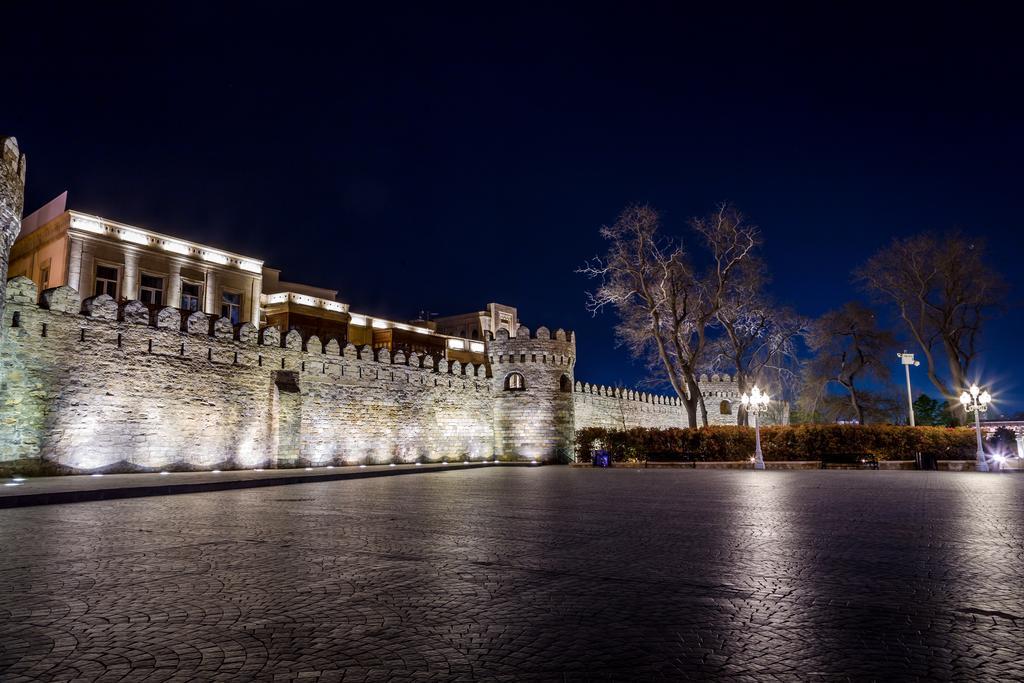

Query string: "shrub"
[[575, 425, 977, 462]]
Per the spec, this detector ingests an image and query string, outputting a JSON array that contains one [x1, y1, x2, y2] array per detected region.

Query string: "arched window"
[[719, 400, 732, 415], [504, 372, 526, 391], [559, 374, 572, 393]]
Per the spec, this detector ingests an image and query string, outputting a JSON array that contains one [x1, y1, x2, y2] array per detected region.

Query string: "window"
[[221, 290, 242, 324], [139, 274, 164, 306], [94, 264, 119, 298], [560, 374, 572, 393], [504, 372, 526, 391], [39, 259, 51, 290], [181, 281, 202, 311], [720, 400, 732, 415]]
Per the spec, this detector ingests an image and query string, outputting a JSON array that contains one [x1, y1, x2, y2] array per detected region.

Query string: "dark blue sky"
[[4, 3, 1022, 410]]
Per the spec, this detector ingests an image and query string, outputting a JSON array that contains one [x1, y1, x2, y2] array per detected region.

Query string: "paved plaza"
[[1, 468, 1022, 681]]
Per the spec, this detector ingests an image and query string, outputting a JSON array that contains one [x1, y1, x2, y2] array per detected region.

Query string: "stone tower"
[[1, 137, 27, 326], [488, 325, 576, 462]]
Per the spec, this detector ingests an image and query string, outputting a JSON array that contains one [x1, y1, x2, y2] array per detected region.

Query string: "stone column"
[[80, 248, 96, 298], [204, 270, 218, 316], [0, 136, 27, 325], [250, 275, 262, 324], [166, 261, 182, 310], [67, 236, 84, 292], [122, 252, 139, 301]]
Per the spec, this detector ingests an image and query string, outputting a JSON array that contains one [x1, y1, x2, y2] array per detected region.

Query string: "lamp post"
[[897, 351, 920, 426], [959, 384, 992, 472], [741, 385, 771, 470]]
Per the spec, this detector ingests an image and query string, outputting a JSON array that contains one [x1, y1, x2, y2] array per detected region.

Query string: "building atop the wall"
[[10, 194, 264, 326], [433, 303, 519, 340], [260, 267, 350, 342]]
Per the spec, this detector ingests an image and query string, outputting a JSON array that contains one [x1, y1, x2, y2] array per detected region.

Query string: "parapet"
[[573, 379, 682, 406], [3, 278, 490, 382], [487, 323, 576, 367]]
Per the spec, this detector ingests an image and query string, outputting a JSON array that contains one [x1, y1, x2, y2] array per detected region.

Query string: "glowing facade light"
[[371, 319, 388, 329], [447, 339, 466, 350], [71, 216, 105, 234], [120, 229, 149, 245], [469, 341, 485, 353], [202, 251, 230, 265], [163, 240, 190, 255], [240, 260, 262, 273], [349, 315, 367, 326]]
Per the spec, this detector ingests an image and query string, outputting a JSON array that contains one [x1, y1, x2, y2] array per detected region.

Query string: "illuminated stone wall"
[[0, 277, 772, 473], [573, 375, 746, 430], [0, 278, 494, 471], [573, 384, 686, 430], [0, 137, 27, 326], [489, 326, 576, 461]]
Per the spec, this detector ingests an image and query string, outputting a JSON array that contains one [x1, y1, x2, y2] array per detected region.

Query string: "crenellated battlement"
[[572, 380, 682, 407], [487, 324, 575, 368], [7, 278, 492, 384]]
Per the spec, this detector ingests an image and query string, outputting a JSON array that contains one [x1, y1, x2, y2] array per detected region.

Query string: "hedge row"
[[575, 425, 978, 462]]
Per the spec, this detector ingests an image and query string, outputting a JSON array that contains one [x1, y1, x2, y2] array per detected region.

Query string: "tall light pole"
[[960, 384, 992, 472], [741, 385, 771, 470], [897, 351, 920, 426]]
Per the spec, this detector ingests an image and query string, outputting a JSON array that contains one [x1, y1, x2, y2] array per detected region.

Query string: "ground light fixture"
[[740, 385, 771, 470], [960, 384, 992, 472]]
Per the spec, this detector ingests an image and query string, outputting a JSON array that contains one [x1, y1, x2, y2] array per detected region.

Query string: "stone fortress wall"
[[0, 277, 746, 471], [0, 279, 496, 470], [572, 374, 743, 432]]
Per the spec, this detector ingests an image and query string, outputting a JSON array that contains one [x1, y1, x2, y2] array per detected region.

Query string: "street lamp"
[[741, 385, 771, 470], [959, 384, 992, 472], [897, 351, 920, 426]]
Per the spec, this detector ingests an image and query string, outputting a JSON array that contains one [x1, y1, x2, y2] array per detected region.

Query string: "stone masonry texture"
[[1, 276, 757, 471], [0, 279, 500, 470], [1, 467, 1022, 680], [0, 136, 27, 327]]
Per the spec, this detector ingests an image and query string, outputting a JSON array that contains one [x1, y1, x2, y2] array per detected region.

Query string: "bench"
[[820, 453, 879, 470]]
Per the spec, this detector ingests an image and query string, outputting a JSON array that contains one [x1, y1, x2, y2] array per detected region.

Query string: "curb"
[[0, 462, 539, 509]]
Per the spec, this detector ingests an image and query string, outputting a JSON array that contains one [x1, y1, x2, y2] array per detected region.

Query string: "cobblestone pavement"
[[1, 469, 1022, 681]]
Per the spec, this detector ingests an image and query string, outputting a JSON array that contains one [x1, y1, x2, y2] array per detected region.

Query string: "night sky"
[[4, 4, 1022, 410]]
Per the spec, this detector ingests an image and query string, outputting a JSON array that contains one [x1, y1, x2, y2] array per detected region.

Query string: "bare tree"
[[580, 203, 758, 427], [856, 232, 1006, 415], [801, 302, 897, 425], [710, 260, 806, 425]]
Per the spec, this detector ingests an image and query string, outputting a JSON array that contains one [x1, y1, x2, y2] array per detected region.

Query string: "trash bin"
[[592, 449, 611, 467]]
